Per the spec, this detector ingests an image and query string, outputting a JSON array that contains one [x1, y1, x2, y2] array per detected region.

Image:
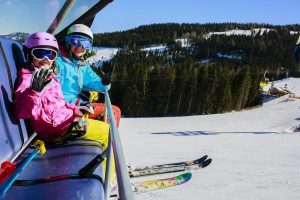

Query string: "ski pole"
[[0, 132, 37, 184], [0, 140, 46, 198]]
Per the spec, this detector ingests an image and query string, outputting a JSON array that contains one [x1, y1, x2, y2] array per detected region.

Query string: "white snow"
[[204, 28, 274, 39], [290, 31, 299, 35], [262, 77, 300, 97], [141, 45, 167, 53], [86, 47, 119, 66], [117, 77, 300, 200], [175, 38, 191, 48]]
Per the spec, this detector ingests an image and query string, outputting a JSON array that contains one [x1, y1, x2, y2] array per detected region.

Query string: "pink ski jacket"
[[13, 68, 77, 141]]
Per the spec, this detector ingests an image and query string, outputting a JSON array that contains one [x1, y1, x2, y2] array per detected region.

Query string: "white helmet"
[[67, 24, 93, 40]]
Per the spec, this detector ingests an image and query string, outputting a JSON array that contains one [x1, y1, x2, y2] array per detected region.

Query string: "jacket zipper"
[[77, 64, 81, 95]]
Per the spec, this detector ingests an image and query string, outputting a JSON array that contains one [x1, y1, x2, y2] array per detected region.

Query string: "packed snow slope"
[[118, 77, 300, 200]]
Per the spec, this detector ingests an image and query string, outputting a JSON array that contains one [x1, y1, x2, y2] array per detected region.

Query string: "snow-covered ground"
[[118, 77, 300, 200]]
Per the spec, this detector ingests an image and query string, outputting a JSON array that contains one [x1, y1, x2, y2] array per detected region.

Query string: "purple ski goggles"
[[66, 35, 93, 50]]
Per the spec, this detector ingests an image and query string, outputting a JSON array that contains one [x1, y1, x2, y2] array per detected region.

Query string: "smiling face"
[[70, 45, 87, 58]]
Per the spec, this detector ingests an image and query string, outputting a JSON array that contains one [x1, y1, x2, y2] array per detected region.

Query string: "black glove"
[[94, 63, 115, 85], [31, 67, 52, 92]]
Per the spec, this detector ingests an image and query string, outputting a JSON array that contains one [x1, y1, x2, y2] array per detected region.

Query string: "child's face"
[[71, 46, 87, 58], [32, 58, 54, 68]]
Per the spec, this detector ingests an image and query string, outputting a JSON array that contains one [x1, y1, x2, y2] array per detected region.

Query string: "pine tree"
[[122, 63, 149, 117], [194, 65, 209, 114], [202, 67, 219, 114], [234, 66, 252, 110], [215, 67, 233, 113], [147, 65, 176, 116]]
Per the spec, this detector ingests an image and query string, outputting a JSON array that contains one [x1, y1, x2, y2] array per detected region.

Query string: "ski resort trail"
[[118, 78, 300, 200]]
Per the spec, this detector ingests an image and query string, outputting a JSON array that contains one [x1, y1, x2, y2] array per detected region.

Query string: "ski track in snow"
[[118, 78, 300, 200]]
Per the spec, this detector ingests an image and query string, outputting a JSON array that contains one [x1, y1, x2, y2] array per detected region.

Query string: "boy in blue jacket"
[[55, 24, 121, 126]]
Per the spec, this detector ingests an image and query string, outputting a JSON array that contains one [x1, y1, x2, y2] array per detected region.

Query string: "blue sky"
[[92, 0, 300, 33]]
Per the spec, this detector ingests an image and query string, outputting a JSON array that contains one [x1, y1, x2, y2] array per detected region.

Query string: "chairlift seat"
[[0, 37, 104, 200]]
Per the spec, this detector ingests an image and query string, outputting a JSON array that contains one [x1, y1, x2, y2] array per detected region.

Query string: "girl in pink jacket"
[[13, 32, 109, 144]]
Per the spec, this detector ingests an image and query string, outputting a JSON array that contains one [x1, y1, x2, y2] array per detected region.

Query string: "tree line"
[[92, 23, 300, 117]]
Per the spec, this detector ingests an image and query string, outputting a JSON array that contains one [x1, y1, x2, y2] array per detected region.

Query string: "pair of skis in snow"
[[127, 155, 212, 194], [129, 154, 211, 177]]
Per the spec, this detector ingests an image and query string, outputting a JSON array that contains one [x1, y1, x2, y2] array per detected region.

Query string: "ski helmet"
[[67, 24, 93, 40], [25, 32, 59, 50]]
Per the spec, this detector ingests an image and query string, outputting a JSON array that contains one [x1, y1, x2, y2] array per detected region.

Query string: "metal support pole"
[[104, 91, 134, 200], [47, 0, 76, 34]]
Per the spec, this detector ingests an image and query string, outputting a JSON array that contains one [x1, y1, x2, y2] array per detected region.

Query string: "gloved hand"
[[94, 63, 115, 85], [31, 67, 52, 92], [74, 105, 94, 116]]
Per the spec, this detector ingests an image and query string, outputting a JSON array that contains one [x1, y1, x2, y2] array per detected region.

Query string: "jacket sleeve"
[[13, 71, 43, 119], [82, 65, 111, 92], [14, 70, 76, 127]]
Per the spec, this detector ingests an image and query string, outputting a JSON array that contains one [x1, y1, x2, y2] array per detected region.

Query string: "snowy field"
[[118, 78, 300, 200]]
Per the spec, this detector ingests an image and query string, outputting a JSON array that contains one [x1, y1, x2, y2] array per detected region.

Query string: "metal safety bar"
[[104, 91, 134, 200]]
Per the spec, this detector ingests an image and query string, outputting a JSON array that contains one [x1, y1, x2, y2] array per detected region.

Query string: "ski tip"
[[201, 158, 212, 168], [199, 155, 208, 162], [193, 155, 208, 165], [181, 172, 192, 181]]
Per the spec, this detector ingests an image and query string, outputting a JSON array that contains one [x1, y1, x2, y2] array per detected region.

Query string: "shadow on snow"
[[149, 130, 281, 136]]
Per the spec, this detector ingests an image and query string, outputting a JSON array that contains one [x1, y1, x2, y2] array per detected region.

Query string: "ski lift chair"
[[0, 37, 105, 200]]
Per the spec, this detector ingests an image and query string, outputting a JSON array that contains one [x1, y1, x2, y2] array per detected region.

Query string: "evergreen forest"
[[92, 23, 300, 117]]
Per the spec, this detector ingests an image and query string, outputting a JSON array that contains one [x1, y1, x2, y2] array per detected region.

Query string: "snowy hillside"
[[141, 45, 167, 53], [88, 27, 294, 66], [118, 77, 300, 200], [204, 28, 274, 39], [0, 32, 29, 42], [86, 47, 119, 66]]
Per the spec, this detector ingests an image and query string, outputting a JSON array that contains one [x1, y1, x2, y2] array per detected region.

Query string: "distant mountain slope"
[[1, 32, 29, 42]]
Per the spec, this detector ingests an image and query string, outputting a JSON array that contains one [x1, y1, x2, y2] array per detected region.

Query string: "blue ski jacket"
[[55, 53, 110, 105]]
